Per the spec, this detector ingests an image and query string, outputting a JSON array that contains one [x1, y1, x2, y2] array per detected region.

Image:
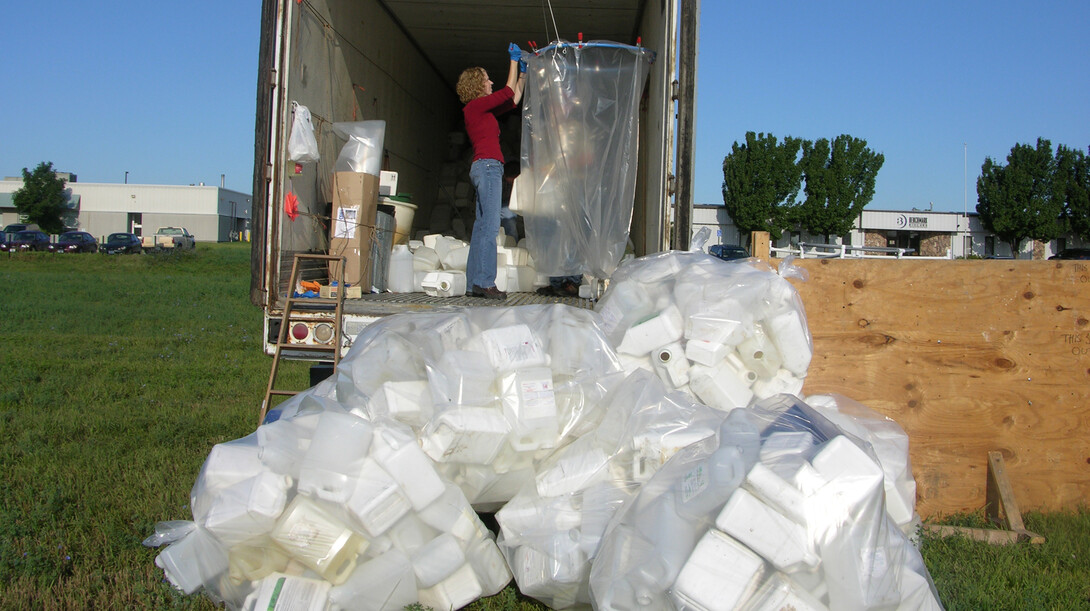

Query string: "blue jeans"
[[467, 159, 503, 289]]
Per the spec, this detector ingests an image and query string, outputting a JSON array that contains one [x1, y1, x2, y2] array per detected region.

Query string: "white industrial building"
[[693, 204, 1088, 259], [0, 175, 252, 242]]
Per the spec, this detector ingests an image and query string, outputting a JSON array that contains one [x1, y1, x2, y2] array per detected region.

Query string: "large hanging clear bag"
[[517, 41, 653, 279]]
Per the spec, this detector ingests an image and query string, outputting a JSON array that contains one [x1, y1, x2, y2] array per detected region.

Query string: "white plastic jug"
[[269, 496, 369, 585], [422, 271, 467, 297], [388, 244, 414, 293]]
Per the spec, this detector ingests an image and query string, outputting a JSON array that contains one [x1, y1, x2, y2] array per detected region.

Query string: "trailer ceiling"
[[380, 0, 644, 88]]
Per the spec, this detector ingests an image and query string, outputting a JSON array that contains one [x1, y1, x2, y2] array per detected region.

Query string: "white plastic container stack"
[[595, 251, 814, 410], [395, 232, 548, 294], [589, 394, 944, 611]]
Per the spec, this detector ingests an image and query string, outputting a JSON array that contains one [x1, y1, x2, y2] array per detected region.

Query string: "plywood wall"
[[788, 258, 1090, 517]]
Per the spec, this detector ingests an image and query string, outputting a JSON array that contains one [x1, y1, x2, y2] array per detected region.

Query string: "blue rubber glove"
[[508, 43, 522, 62], [518, 60, 527, 73]]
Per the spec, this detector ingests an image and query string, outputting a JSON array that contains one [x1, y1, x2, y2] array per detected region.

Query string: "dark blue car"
[[49, 231, 99, 253], [104, 232, 142, 254], [709, 244, 750, 260], [7, 230, 51, 252]]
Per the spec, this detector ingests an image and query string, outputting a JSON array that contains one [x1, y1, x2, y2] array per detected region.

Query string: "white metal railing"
[[770, 242, 954, 260]]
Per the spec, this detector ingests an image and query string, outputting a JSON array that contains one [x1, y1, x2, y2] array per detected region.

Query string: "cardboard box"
[[329, 172, 380, 289], [380, 171, 398, 196], [320, 285, 363, 299]]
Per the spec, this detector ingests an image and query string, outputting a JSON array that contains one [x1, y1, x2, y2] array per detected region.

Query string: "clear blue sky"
[[3, 1, 1088, 212], [696, 0, 1090, 212]]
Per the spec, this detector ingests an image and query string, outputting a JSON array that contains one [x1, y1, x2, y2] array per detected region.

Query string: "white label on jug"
[[263, 575, 329, 610], [520, 379, 555, 420], [681, 464, 708, 503]]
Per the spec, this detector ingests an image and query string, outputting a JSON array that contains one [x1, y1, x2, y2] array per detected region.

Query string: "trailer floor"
[[340, 290, 594, 316]]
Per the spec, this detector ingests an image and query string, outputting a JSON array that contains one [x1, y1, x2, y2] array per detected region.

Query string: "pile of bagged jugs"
[[145, 251, 942, 611]]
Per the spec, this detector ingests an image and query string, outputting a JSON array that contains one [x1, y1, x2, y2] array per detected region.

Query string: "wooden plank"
[[920, 524, 1021, 546], [986, 451, 1026, 532], [791, 258, 1090, 517]]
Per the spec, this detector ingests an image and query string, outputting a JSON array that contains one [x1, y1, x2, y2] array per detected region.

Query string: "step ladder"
[[260, 253, 346, 425]]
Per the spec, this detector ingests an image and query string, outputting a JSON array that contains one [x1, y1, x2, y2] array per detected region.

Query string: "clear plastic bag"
[[332, 120, 386, 176], [333, 304, 625, 510], [518, 41, 652, 278], [153, 408, 511, 610], [495, 370, 728, 608], [595, 251, 814, 410], [287, 102, 320, 163], [589, 394, 944, 611]]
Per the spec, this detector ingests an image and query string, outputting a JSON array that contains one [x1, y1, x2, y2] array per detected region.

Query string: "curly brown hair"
[[456, 67, 488, 104]]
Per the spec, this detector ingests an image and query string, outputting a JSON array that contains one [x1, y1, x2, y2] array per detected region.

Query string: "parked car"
[[49, 231, 99, 253], [104, 232, 143, 254], [709, 244, 751, 260], [2, 223, 37, 234], [1049, 248, 1090, 260], [6, 230, 51, 252]]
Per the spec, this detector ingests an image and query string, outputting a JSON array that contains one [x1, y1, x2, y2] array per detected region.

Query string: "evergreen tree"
[[797, 135, 884, 242], [1056, 145, 1090, 241], [721, 132, 802, 242], [976, 139, 1066, 255]]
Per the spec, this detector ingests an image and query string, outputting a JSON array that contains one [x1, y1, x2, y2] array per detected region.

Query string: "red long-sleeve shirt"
[[463, 86, 515, 162]]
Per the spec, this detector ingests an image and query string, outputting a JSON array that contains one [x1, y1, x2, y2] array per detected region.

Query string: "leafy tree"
[[721, 131, 803, 242], [12, 161, 69, 234], [797, 135, 884, 242], [976, 138, 1066, 255], [1056, 145, 1090, 241]]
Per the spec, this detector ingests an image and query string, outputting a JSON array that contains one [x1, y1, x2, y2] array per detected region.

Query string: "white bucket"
[[382, 196, 417, 245]]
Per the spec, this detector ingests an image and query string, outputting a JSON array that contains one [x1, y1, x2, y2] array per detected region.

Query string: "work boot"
[[470, 285, 507, 300]]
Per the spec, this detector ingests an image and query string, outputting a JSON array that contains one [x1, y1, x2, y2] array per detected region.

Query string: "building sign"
[[896, 214, 928, 229]]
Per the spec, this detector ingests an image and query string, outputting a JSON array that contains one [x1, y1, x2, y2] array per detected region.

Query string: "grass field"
[[0, 243, 1087, 609]]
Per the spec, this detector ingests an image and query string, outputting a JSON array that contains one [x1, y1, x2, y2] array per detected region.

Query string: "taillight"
[[291, 323, 309, 341], [313, 323, 334, 343]]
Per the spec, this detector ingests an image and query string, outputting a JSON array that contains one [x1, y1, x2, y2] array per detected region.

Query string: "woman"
[[457, 44, 526, 299]]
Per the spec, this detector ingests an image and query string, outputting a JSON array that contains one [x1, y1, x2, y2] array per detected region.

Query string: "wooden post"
[[750, 231, 771, 260]]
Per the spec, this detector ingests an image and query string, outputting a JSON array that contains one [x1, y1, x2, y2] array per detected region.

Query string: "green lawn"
[[0, 243, 1086, 609]]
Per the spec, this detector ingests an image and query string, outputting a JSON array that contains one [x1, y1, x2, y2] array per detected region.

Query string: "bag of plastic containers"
[[589, 393, 943, 611], [495, 369, 731, 609], [325, 304, 626, 510], [594, 251, 814, 410], [146, 404, 512, 610]]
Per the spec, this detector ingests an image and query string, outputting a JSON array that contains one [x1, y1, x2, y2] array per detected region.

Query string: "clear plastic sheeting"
[[517, 41, 652, 278], [145, 409, 511, 611], [589, 394, 943, 611], [332, 121, 386, 176], [495, 370, 729, 608], [317, 304, 625, 510], [595, 252, 814, 409]]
